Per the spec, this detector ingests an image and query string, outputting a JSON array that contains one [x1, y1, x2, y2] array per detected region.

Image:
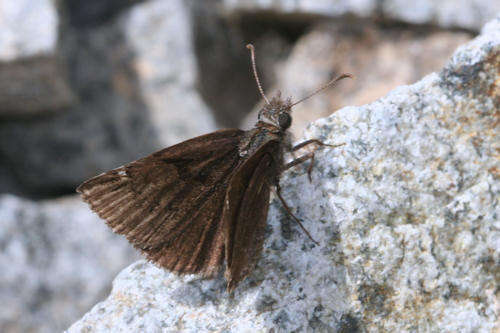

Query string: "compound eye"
[[278, 112, 292, 130]]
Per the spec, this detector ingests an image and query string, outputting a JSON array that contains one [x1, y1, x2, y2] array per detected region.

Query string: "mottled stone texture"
[[296, 17, 499, 332], [0, 195, 138, 333], [68, 17, 499, 333]]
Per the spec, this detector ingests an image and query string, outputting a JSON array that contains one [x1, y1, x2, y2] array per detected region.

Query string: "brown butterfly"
[[77, 44, 351, 292]]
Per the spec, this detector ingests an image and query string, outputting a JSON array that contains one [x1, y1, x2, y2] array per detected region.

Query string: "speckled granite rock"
[[0, 194, 139, 333], [222, 0, 499, 31], [68, 17, 499, 332]]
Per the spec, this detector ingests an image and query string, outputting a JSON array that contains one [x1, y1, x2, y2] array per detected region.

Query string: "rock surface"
[[121, 0, 216, 146], [0, 13, 156, 197], [0, 0, 215, 197], [222, 0, 500, 31], [0, 0, 57, 60], [0, 0, 75, 116], [242, 22, 472, 137], [0, 194, 138, 333], [68, 16, 499, 333]]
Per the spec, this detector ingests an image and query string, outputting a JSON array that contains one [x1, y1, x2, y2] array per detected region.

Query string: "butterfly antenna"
[[247, 44, 270, 105], [291, 73, 353, 107]]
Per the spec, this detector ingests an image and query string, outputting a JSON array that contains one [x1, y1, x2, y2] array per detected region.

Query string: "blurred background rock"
[[0, 0, 496, 332]]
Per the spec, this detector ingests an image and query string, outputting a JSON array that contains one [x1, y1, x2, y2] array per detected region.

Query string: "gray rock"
[[62, 0, 145, 28], [222, 0, 378, 18], [222, 0, 499, 31], [382, 0, 498, 30], [0, 16, 156, 197], [0, 0, 57, 60], [191, 1, 295, 128], [242, 22, 472, 138], [70, 16, 498, 332], [0, 194, 139, 333], [0, 0, 75, 116], [120, 0, 216, 145], [0, 0, 215, 197]]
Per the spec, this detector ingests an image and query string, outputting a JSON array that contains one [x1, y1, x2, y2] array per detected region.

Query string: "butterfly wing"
[[77, 129, 244, 276], [222, 139, 280, 291]]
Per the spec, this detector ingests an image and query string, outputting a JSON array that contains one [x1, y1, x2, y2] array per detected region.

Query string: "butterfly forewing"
[[77, 129, 245, 276]]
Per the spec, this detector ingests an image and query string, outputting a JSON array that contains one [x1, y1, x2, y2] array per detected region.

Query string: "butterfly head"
[[246, 43, 352, 132], [258, 91, 293, 131]]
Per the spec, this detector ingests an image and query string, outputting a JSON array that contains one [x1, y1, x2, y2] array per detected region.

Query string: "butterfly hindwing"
[[223, 140, 280, 291], [77, 129, 245, 276]]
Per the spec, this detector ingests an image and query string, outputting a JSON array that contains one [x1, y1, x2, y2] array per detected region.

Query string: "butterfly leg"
[[291, 139, 337, 151], [274, 183, 319, 245], [284, 152, 314, 172], [286, 140, 344, 181]]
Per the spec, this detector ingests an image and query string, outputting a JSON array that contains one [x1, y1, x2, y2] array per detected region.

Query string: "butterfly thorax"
[[238, 125, 279, 159]]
